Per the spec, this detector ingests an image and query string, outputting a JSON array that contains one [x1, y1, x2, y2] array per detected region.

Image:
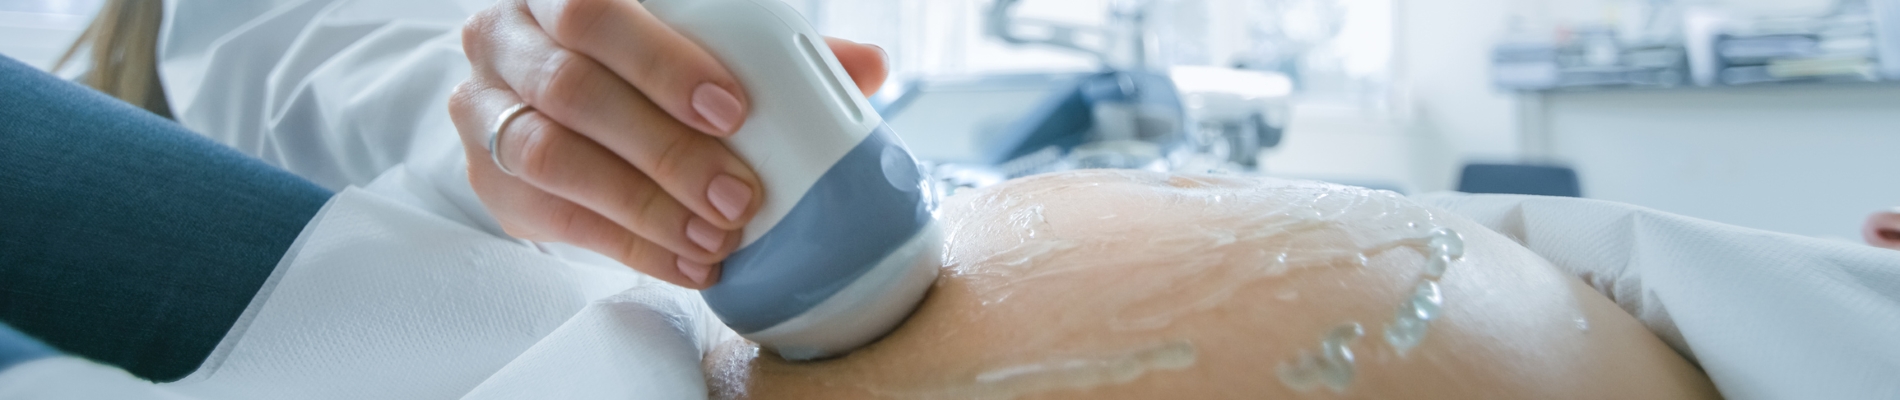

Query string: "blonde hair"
[[54, 0, 172, 119]]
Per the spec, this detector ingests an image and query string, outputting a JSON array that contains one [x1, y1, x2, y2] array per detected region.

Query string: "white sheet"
[[1416, 193, 1900, 400]]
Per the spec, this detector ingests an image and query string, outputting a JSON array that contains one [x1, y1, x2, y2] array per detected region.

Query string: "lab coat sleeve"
[[1414, 193, 1900, 400], [159, 0, 485, 191]]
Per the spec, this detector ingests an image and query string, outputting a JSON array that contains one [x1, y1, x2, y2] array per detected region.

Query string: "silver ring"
[[487, 103, 534, 176]]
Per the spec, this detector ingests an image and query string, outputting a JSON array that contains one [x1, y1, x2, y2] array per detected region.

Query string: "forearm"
[[0, 55, 331, 382]]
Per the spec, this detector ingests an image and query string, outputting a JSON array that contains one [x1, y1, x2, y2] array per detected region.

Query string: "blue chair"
[[1456, 163, 1582, 197]]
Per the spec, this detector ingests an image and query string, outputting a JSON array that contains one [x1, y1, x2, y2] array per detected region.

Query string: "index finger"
[[524, 0, 748, 137]]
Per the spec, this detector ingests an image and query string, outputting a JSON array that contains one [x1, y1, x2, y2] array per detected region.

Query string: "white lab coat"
[[1, 1, 733, 399], [160, 0, 480, 193]]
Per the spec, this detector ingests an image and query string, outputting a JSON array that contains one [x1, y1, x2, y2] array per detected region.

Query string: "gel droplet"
[[1278, 323, 1364, 393], [1384, 314, 1428, 355], [1409, 281, 1443, 320], [1428, 228, 1464, 260], [1422, 253, 1451, 278]]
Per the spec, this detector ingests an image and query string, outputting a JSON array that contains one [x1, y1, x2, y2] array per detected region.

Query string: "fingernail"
[[869, 44, 887, 62], [707, 174, 752, 223], [692, 83, 744, 135], [685, 217, 726, 253], [678, 258, 713, 286]]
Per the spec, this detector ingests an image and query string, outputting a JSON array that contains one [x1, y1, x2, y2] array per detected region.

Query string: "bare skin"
[[705, 170, 1719, 399], [1866, 209, 1900, 250]]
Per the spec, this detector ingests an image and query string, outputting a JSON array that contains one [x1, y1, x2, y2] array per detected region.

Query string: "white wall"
[[1393, 0, 1523, 163], [1535, 85, 1900, 241]]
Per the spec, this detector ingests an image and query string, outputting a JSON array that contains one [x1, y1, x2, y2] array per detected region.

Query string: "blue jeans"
[[0, 55, 332, 381]]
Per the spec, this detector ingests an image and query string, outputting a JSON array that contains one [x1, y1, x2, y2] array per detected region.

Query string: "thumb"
[[824, 37, 889, 97]]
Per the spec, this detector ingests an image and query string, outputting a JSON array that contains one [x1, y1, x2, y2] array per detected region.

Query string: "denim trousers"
[[0, 55, 332, 382]]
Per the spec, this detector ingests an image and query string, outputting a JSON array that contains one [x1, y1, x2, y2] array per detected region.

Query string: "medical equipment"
[[1170, 66, 1292, 169], [981, 0, 1190, 177], [878, 73, 1085, 165], [646, 0, 942, 361], [882, 0, 1292, 186]]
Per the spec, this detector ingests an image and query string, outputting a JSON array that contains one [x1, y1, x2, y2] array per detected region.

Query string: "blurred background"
[[1, 0, 98, 70], [2, 0, 1896, 241]]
